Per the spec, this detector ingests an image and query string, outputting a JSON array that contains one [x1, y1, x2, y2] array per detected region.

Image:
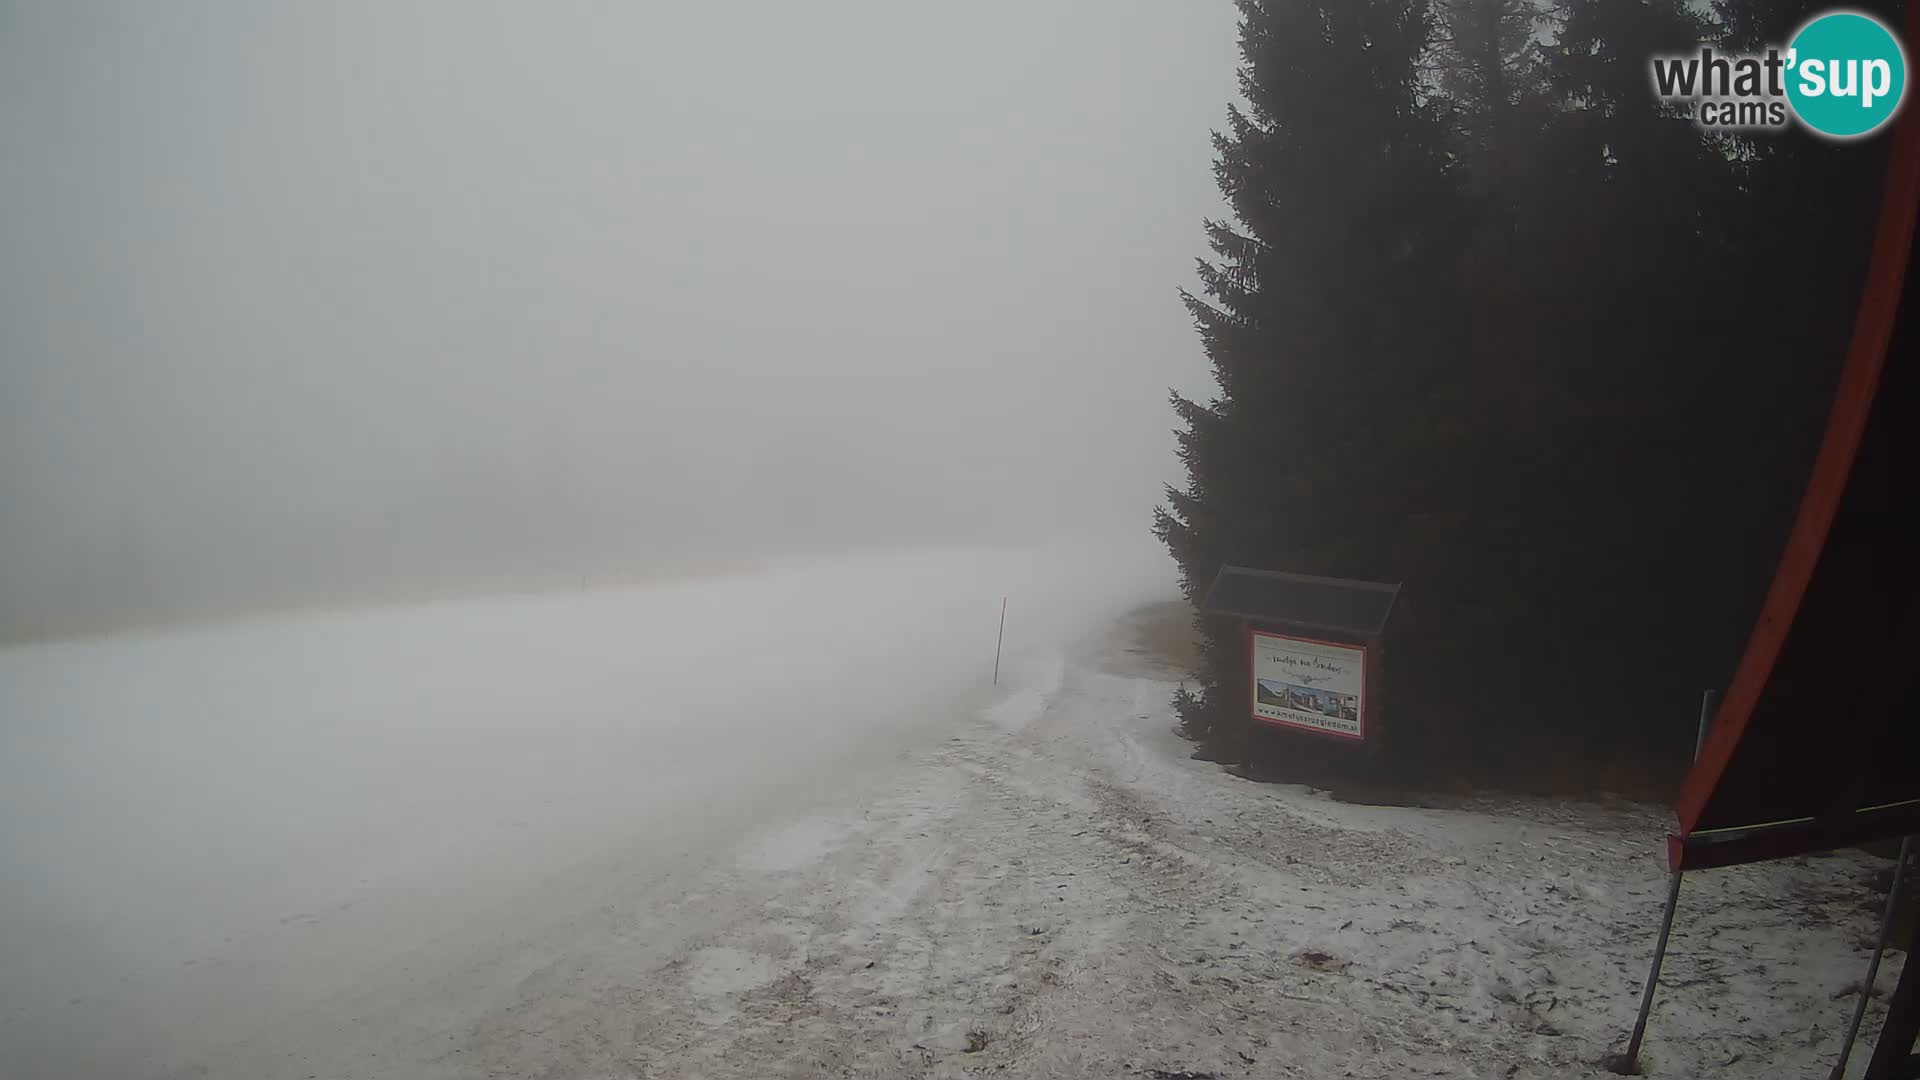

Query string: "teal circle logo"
[[1786, 10, 1908, 139]]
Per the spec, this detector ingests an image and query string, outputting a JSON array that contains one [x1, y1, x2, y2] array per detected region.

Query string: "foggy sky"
[[0, 1, 1236, 637]]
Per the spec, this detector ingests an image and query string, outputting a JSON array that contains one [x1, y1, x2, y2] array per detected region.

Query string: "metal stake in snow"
[[993, 597, 1006, 685], [1692, 688, 1718, 760]]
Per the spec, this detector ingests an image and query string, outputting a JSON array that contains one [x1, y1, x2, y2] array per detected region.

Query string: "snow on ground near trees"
[[0, 538, 1901, 1079]]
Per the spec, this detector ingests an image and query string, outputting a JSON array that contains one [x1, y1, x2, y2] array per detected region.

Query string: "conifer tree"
[[1155, 0, 1459, 763]]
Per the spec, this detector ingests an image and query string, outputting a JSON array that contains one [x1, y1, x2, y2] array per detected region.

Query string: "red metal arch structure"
[[1675, 14, 1920, 877], [1659, 3, 1920, 1073]]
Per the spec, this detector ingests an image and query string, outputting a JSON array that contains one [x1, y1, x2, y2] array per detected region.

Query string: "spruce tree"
[[1155, 0, 1460, 765]]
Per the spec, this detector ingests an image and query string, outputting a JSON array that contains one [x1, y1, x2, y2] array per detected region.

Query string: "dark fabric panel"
[[1688, 185, 1920, 837]]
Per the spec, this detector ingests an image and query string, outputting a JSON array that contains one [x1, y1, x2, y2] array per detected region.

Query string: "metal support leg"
[[1835, 841, 1912, 1076], [1834, 836, 1912, 1079], [1835, 837, 1912, 1076], [1607, 690, 1717, 1074], [1865, 941, 1920, 1079], [1607, 869, 1685, 1075]]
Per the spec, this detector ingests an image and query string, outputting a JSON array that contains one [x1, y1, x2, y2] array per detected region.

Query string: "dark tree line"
[[1155, 0, 1900, 788]]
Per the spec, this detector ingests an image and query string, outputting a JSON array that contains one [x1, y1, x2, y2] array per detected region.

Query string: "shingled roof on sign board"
[[1199, 566, 1400, 639]]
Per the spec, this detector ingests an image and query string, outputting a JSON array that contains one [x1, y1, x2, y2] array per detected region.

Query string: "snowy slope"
[[0, 537, 1171, 1078], [1, 537, 1898, 1079], [439, 650, 1902, 1080]]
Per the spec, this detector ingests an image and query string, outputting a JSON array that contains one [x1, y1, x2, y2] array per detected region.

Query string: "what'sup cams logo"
[[1650, 8, 1908, 139]]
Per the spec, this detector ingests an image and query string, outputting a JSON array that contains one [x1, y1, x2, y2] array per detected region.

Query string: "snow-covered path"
[[425, 639, 1902, 1080], [2, 545, 1902, 1079]]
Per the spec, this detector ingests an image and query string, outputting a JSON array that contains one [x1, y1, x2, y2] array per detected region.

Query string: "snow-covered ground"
[[0, 539, 1901, 1079]]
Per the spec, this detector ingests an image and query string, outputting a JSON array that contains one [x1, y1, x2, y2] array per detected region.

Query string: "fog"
[[0, 538, 1174, 1077], [0, 1, 1236, 638], [2, 8, 1231, 1072]]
